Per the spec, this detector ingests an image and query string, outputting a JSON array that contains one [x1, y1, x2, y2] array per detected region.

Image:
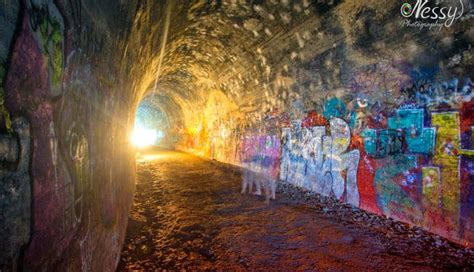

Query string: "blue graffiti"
[[362, 129, 404, 158], [323, 98, 347, 120], [362, 109, 435, 157], [387, 109, 435, 155]]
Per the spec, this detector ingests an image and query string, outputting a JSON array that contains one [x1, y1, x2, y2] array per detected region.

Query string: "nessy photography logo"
[[400, 0, 465, 30]]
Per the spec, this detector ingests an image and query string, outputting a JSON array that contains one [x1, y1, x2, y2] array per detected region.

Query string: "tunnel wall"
[[165, 1, 474, 247], [179, 78, 474, 246], [0, 0, 137, 270]]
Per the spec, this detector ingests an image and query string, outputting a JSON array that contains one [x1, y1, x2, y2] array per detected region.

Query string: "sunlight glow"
[[131, 127, 158, 147]]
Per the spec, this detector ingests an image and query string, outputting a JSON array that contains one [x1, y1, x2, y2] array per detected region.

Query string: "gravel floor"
[[117, 150, 474, 271]]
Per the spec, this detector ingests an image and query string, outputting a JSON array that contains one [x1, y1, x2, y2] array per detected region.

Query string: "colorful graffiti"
[[27, 0, 65, 96], [0, 1, 135, 269], [238, 134, 281, 180], [363, 108, 436, 156], [279, 117, 361, 206], [223, 76, 473, 245]]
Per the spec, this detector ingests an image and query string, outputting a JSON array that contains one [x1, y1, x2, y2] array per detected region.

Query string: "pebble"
[[276, 182, 474, 267], [118, 154, 474, 271]]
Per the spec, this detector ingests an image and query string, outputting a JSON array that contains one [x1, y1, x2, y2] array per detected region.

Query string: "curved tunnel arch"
[[126, 0, 473, 248]]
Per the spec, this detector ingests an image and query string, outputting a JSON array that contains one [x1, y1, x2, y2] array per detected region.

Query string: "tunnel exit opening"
[[131, 98, 169, 149]]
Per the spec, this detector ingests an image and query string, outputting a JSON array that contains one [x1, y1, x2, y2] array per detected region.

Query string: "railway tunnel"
[[0, 0, 473, 271]]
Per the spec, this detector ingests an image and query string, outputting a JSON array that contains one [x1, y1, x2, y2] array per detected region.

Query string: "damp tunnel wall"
[[0, 0, 141, 270], [0, 0, 473, 271]]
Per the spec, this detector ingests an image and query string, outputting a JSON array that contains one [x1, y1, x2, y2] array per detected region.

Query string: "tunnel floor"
[[118, 150, 473, 271]]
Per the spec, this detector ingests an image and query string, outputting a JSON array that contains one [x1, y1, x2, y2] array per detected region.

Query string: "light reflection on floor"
[[135, 149, 180, 162]]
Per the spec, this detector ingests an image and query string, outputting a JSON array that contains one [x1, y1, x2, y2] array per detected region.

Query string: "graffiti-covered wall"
[[167, 1, 473, 247], [264, 81, 473, 246], [194, 76, 474, 247], [0, 0, 139, 270]]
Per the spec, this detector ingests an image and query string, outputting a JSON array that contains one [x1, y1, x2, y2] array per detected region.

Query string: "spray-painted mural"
[[0, 0, 135, 270], [220, 74, 473, 246], [175, 66, 473, 247], [280, 117, 361, 206]]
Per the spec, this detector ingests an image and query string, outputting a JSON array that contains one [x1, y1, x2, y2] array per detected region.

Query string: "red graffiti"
[[301, 110, 327, 128], [351, 134, 382, 215]]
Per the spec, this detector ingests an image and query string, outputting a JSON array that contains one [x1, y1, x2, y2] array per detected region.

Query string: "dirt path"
[[118, 150, 473, 271]]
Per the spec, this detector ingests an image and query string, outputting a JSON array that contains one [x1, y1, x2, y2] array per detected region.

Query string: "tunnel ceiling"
[[124, 0, 472, 135]]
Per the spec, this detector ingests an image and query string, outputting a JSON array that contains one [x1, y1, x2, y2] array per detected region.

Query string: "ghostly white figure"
[[260, 177, 276, 204], [241, 169, 250, 194], [241, 136, 252, 194], [241, 169, 262, 195], [241, 136, 262, 196]]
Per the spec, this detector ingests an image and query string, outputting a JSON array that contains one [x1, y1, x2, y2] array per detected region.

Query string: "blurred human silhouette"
[[241, 169, 261, 195], [241, 170, 276, 204]]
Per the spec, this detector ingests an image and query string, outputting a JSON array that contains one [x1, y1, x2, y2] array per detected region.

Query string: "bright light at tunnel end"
[[131, 127, 159, 148]]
